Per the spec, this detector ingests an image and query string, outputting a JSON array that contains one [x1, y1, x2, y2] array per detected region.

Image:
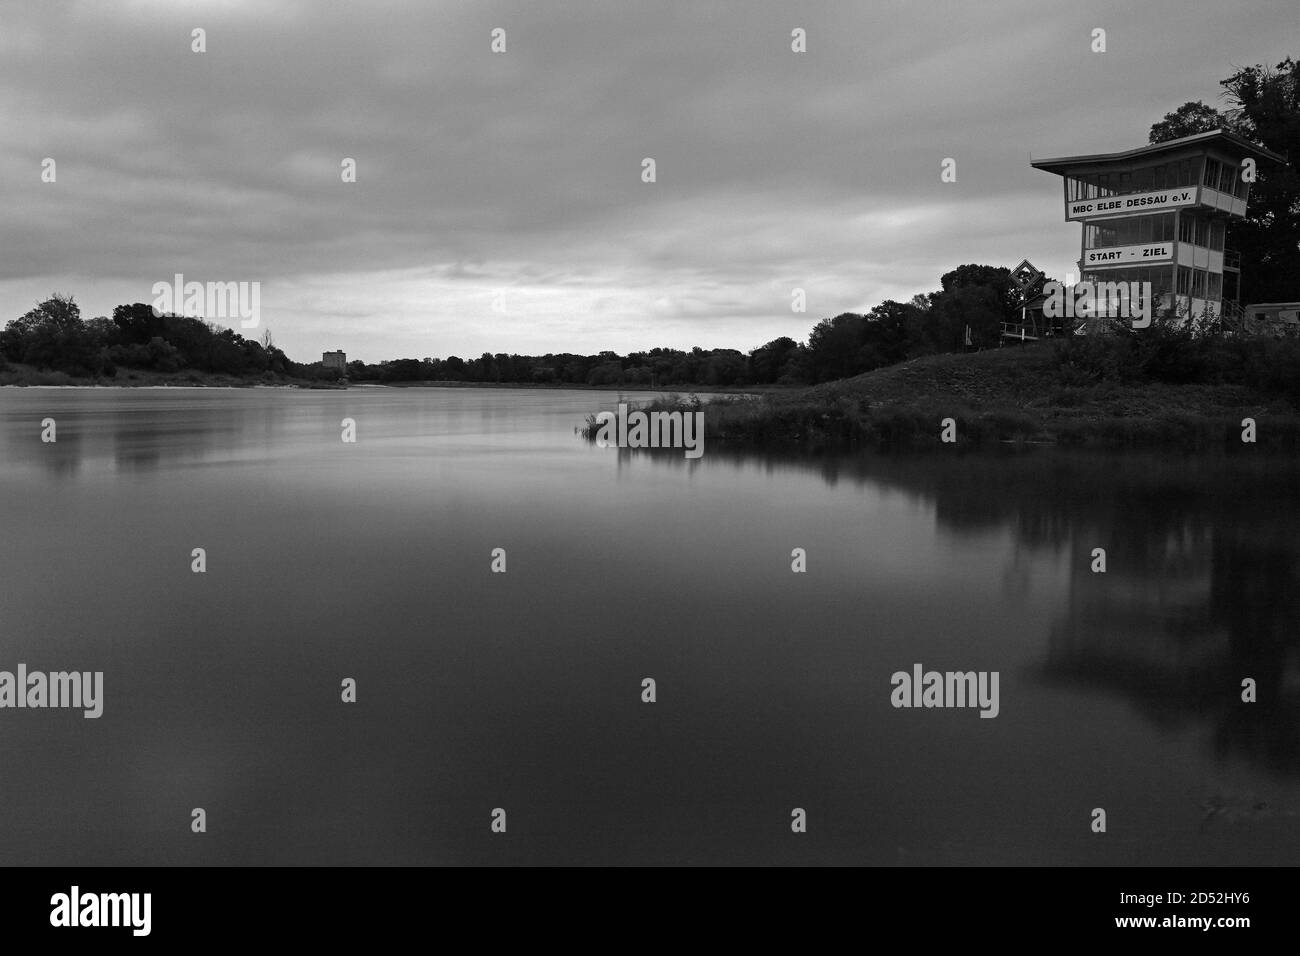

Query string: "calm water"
[[1, 386, 1298, 866]]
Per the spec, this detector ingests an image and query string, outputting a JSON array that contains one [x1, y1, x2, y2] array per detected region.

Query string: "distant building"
[[1242, 302, 1300, 335], [322, 350, 347, 370], [1032, 129, 1287, 327]]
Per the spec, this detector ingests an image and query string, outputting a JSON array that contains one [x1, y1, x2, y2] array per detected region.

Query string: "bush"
[[147, 336, 183, 372], [1132, 323, 1211, 383], [1050, 320, 1300, 410]]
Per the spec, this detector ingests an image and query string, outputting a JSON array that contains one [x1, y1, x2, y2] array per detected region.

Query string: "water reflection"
[[1, 387, 1297, 864], [629, 445, 1300, 779]]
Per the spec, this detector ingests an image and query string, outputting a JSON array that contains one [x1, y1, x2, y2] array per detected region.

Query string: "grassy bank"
[[583, 339, 1300, 450]]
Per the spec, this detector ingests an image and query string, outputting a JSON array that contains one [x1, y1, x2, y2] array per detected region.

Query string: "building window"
[[1177, 266, 1192, 295], [1194, 218, 1209, 247], [1210, 220, 1225, 251], [1159, 266, 1174, 295], [1085, 161, 1215, 196], [1081, 213, 1175, 248], [1095, 222, 1118, 247], [1203, 158, 1219, 188], [1218, 162, 1236, 194], [1083, 267, 1172, 297], [1178, 215, 1194, 244], [1192, 269, 1207, 298], [1207, 273, 1222, 300], [1085, 214, 1175, 249]]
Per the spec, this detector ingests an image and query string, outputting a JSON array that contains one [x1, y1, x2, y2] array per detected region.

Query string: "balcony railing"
[[1224, 249, 1241, 270]]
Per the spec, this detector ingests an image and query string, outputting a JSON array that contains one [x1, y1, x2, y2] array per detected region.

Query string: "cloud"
[[0, 0, 1293, 359]]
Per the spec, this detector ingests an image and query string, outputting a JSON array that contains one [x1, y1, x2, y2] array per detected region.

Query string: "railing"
[[1001, 319, 1070, 340], [1219, 299, 1246, 333], [1223, 249, 1241, 270]]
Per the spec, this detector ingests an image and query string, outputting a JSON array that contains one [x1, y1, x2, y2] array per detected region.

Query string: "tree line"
[[0, 297, 296, 380], [0, 264, 1032, 387], [346, 263, 1027, 386]]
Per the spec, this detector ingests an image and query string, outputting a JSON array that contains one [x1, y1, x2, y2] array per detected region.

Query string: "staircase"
[[1220, 299, 1246, 334]]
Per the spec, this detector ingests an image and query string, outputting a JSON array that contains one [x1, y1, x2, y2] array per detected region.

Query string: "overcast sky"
[[1, 0, 1294, 362]]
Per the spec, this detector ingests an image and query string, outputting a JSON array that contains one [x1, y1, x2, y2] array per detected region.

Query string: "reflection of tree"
[[0, 399, 286, 476], [38, 424, 84, 479], [1038, 471, 1300, 777], [1205, 527, 1300, 774], [630, 445, 1300, 776]]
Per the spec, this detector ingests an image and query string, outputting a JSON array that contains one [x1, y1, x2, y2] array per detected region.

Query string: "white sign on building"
[[1083, 243, 1174, 267], [1067, 187, 1198, 221]]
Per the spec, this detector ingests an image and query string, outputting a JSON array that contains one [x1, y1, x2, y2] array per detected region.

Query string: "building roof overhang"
[[1031, 129, 1287, 176]]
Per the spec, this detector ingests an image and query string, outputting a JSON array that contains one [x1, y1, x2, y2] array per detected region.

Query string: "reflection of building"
[[1049, 522, 1218, 681], [322, 350, 347, 370], [1032, 130, 1286, 326]]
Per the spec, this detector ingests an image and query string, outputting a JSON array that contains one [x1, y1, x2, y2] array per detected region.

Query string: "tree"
[[807, 312, 868, 382], [939, 264, 1019, 320], [146, 336, 183, 372], [586, 360, 623, 386], [749, 336, 800, 383], [933, 285, 1003, 351], [862, 300, 913, 367], [1150, 63, 1300, 303], [1, 294, 101, 371], [1219, 58, 1300, 303], [703, 349, 746, 386], [1149, 101, 1238, 143], [111, 302, 166, 345]]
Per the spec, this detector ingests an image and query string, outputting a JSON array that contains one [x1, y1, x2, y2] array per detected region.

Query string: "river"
[[1, 386, 1297, 864]]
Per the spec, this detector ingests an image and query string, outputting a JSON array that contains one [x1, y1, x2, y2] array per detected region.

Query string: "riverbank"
[[371, 379, 774, 393], [586, 342, 1300, 450], [0, 365, 334, 388], [0, 363, 772, 393]]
